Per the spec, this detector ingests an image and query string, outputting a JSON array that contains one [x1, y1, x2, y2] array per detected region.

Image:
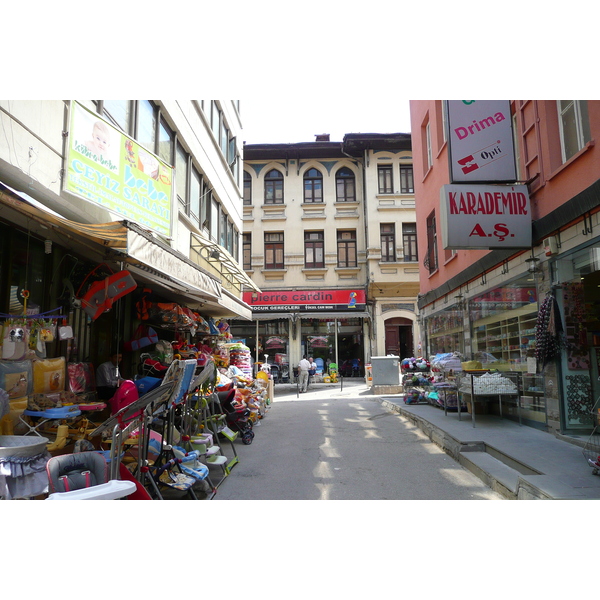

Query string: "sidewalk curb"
[[379, 397, 559, 500]]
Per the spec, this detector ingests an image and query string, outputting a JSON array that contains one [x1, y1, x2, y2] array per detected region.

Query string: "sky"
[[239, 98, 413, 145]]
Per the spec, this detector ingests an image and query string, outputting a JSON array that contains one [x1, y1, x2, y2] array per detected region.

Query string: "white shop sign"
[[440, 184, 531, 249], [446, 100, 517, 183]]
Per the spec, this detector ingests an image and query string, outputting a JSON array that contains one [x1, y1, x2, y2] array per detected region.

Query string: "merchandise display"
[[0, 290, 272, 499]]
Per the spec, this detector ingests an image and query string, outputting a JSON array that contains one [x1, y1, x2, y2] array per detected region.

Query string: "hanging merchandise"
[[1, 320, 29, 361], [32, 357, 66, 394], [77, 264, 137, 321], [124, 324, 159, 352], [536, 292, 567, 372], [0, 360, 33, 399], [67, 362, 96, 395]]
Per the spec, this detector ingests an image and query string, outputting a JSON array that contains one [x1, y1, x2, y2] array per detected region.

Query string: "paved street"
[[213, 393, 503, 500]]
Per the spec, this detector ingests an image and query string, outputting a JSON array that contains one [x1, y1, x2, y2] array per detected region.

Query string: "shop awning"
[[0, 182, 253, 319], [124, 225, 221, 301], [190, 231, 260, 293], [0, 182, 129, 252]]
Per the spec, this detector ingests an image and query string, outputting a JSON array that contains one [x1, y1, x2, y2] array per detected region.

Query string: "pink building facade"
[[410, 100, 600, 436]]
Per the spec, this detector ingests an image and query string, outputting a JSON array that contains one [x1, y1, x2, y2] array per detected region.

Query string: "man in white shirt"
[[96, 352, 124, 400], [298, 355, 311, 393]]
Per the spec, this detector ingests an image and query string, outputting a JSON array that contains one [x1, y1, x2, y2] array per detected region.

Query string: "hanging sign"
[[440, 184, 531, 249], [447, 100, 517, 183], [65, 102, 173, 237]]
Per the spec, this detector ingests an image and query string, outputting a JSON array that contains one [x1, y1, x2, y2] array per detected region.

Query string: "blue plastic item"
[[135, 376, 162, 396]]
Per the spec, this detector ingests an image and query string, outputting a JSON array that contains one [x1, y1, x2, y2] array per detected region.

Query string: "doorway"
[[385, 317, 413, 358]]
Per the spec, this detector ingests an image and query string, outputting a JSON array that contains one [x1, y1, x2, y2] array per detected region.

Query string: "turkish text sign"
[[447, 100, 517, 183], [440, 184, 531, 249]]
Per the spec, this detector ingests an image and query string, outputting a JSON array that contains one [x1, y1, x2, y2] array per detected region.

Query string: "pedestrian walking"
[[298, 355, 311, 393]]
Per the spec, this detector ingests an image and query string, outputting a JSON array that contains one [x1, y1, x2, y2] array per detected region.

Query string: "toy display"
[[0, 294, 273, 499]]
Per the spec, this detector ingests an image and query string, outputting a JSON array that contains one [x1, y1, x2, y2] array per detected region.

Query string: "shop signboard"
[[446, 100, 517, 183], [242, 289, 366, 312], [65, 101, 173, 237], [440, 183, 531, 249]]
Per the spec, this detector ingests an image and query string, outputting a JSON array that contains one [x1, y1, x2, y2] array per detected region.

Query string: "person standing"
[[96, 352, 124, 400], [298, 355, 311, 393]]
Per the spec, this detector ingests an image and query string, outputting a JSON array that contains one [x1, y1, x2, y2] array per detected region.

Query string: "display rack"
[[458, 370, 521, 427], [472, 305, 537, 371], [401, 370, 432, 405]]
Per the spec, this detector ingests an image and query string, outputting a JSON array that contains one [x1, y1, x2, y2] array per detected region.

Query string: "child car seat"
[[46, 451, 136, 500]]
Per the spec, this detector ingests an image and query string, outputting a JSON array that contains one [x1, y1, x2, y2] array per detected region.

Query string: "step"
[[458, 451, 521, 499]]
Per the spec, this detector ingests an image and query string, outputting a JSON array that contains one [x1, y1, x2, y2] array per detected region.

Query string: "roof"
[[243, 132, 412, 160]]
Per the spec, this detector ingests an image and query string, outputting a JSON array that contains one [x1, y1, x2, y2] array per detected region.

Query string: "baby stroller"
[[216, 389, 255, 445]]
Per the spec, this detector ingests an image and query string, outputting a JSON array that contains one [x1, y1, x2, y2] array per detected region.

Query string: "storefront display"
[[470, 284, 537, 371], [426, 305, 464, 356]]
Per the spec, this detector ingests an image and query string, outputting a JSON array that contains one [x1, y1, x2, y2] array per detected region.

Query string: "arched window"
[[336, 167, 355, 202], [303, 168, 323, 203], [243, 171, 252, 205], [264, 169, 283, 204]]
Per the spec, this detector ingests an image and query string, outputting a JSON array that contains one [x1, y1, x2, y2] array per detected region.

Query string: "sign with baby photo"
[[65, 101, 173, 237]]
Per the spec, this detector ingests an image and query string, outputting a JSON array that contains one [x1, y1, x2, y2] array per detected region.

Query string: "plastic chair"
[[46, 451, 136, 500], [351, 359, 361, 377]]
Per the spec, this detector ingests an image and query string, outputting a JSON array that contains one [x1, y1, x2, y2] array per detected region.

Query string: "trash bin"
[[371, 356, 400, 386]]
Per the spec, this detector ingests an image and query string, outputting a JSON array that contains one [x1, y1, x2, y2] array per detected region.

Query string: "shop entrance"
[[301, 317, 365, 377], [555, 244, 600, 431], [385, 317, 413, 358]]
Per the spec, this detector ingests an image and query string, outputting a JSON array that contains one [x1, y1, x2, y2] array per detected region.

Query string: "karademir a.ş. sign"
[[440, 184, 531, 249]]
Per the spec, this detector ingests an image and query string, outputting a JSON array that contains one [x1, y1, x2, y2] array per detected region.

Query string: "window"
[[337, 230, 357, 268], [243, 233, 252, 270], [210, 197, 219, 241], [380, 224, 396, 262], [243, 171, 252, 205], [305, 231, 324, 268], [558, 100, 591, 162], [264, 169, 284, 204], [102, 100, 132, 134], [158, 119, 174, 165], [211, 102, 220, 139], [435, 100, 447, 152], [421, 115, 432, 176], [400, 165, 414, 193], [136, 100, 157, 153], [336, 167, 355, 202], [176, 143, 188, 209], [402, 223, 418, 262], [265, 233, 284, 269], [220, 120, 229, 157], [190, 167, 201, 221], [378, 165, 393, 194], [303, 168, 323, 203], [220, 210, 227, 247], [227, 219, 234, 254], [425, 212, 438, 273]]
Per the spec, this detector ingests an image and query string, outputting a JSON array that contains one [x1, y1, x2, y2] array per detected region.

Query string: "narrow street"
[[213, 393, 503, 500]]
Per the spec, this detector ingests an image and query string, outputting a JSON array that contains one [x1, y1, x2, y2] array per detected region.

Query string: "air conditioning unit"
[[543, 236, 558, 256]]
